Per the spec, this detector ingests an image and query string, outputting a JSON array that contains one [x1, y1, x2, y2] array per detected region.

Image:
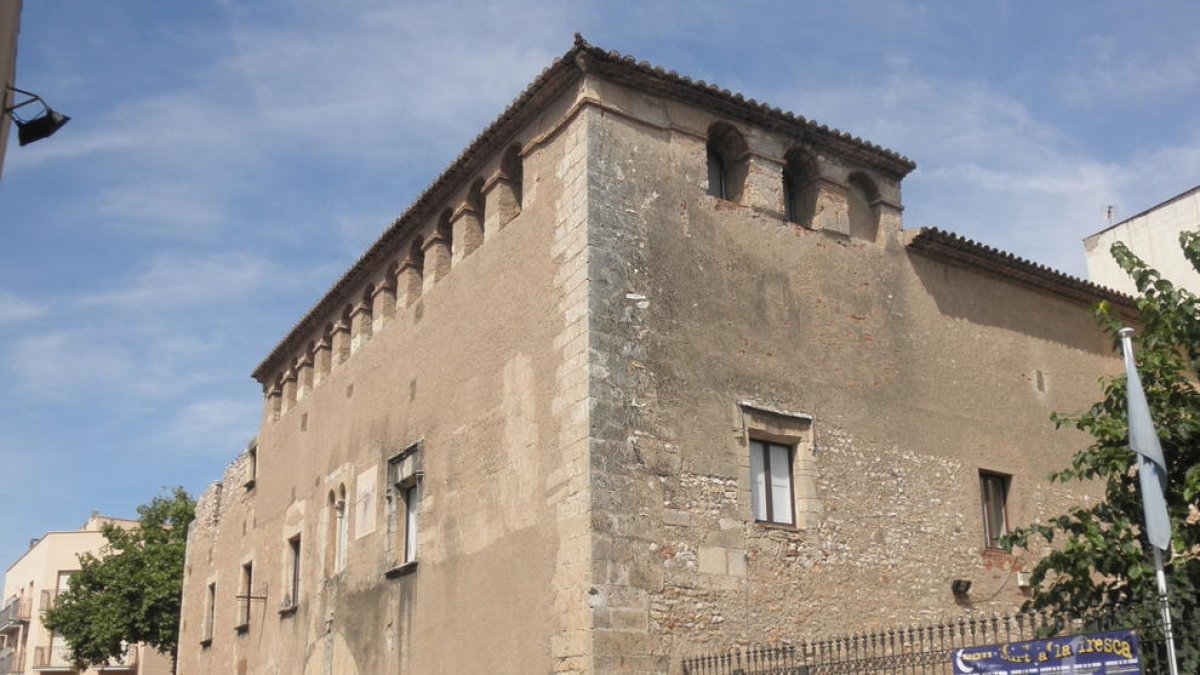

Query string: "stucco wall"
[[1084, 187, 1200, 295], [0, 0, 20, 178], [583, 78, 1118, 672], [178, 80, 595, 675]]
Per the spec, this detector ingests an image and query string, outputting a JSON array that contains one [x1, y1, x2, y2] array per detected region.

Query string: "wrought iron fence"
[[681, 594, 1200, 675]]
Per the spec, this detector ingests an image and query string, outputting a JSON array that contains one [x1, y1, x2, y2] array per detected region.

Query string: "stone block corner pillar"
[[331, 321, 351, 365], [313, 341, 332, 386], [265, 385, 282, 421], [281, 369, 298, 413], [349, 302, 372, 353], [742, 154, 785, 218], [812, 178, 849, 238], [876, 199, 905, 249], [422, 235, 451, 293], [450, 204, 483, 263], [371, 283, 396, 333], [483, 174, 521, 238], [396, 262, 423, 308], [296, 356, 314, 401]]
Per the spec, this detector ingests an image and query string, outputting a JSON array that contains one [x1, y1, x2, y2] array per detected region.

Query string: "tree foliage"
[[1008, 233, 1200, 666], [43, 487, 195, 668]]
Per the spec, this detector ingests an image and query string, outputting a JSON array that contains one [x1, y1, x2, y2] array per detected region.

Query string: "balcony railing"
[[0, 648, 25, 674], [0, 597, 31, 631], [39, 589, 59, 611], [32, 645, 72, 670], [33, 645, 137, 670]]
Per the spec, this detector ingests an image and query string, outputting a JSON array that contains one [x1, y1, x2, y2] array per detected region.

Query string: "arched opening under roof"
[[502, 143, 523, 211], [355, 283, 375, 345], [847, 172, 881, 242], [783, 147, 818, 227], [458, 179, 485, 258], [706, 122, 749, 202]]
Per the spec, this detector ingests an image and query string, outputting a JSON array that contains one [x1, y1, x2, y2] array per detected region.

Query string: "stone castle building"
[[177, 37, 1130, 675]]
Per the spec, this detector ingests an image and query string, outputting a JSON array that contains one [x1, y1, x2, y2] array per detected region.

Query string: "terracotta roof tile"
[[906, 227, 1135, 310]]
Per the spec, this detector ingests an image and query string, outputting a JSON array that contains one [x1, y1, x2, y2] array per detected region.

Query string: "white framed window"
[[386, 444, 423, 574], [980, 471, 1010, 549], [740, 402, 817, 529], [750, 440, 796, 526]]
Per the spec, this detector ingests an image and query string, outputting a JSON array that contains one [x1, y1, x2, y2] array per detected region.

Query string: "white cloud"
[[165, 398, 260, 457], [7, 331, 134, 400], [769, 65, 1163, 275], [0, 291, 47, 323], [77, 251, 276, 309], [1055, 34, 1200, 108]]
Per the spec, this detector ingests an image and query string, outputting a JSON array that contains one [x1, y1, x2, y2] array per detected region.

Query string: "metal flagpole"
[[1152, 546, 1179, 675], [1119, 328, 1179, 675]]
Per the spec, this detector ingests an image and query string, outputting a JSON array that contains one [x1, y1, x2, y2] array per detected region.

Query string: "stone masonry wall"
[[583, 78, 1117, 674]]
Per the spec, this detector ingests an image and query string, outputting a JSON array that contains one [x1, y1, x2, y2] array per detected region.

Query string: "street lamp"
[[4, 85, 70, 146]]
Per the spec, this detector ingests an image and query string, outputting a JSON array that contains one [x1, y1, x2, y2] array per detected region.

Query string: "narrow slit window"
[[404, 483, 419, 563], [980, 471, 1010, 549], [237, 562, 253, 629], [286, 536, 301, 609], [707, 146, 727, 199], [203, 582, 215, 643]]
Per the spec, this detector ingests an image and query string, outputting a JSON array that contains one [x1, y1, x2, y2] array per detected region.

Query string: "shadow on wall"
[[908, 254, 1113, 357]]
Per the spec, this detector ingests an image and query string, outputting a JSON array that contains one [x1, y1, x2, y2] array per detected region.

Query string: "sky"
[[2, 0, 1200, 567]]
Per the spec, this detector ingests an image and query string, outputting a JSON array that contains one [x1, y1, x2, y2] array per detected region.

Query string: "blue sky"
[[2, 0, 1200, 567]]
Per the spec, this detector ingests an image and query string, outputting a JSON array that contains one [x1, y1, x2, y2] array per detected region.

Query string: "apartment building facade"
[[1084, 184, 1200, 295], [1, 514, 171, 675], [177, 37, 1127, 675]]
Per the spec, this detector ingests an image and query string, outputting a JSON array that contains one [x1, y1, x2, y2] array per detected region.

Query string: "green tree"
[[44, 487, 195, 669], [1008, 233, 1200, 668]]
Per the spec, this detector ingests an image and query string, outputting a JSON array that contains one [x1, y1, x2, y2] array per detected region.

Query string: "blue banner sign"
[[952, 629, 1141, 675]]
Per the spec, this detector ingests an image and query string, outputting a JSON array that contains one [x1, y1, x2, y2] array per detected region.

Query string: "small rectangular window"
[[750, 440, 795, 526], [980, 471, 1010, 549], [387, 445, 422, 574], [202, 583, 215, 644], [244, 444, 257, 489], [236, 563, 252, 630]]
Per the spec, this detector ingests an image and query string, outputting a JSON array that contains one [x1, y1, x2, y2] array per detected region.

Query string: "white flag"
[[1119, 328, 1172, 552]]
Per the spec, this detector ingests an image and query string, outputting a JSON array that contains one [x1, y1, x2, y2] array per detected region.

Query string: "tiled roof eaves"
[[252, 35, 917, 382], [574, 39, 916, 178], [906, 227, 1135, 310], [250, 45, 587, 382]]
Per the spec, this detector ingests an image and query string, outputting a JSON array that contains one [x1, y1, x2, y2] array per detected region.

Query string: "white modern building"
[[1084, 185, 1200, 294], [1, 514, 171, 675]]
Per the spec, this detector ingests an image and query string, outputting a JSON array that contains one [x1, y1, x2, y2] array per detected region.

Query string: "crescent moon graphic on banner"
[[954, 650, 976, 674]]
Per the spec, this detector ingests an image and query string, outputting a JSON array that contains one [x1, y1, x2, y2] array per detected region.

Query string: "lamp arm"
[[4, 85, 47, 115]]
